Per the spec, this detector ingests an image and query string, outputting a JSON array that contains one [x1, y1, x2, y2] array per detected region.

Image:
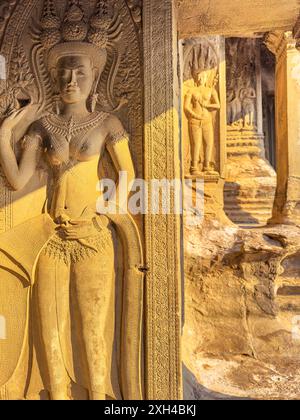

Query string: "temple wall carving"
[[182, 37, 223, 177], [181, 36, 228, 222], [2, 0, 300, 403]]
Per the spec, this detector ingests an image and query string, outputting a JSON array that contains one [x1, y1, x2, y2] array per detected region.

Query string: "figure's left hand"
[[59, 220, 99, 240]]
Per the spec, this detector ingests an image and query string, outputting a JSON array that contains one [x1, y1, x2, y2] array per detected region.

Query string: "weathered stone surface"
[[184, 221, 300, 399], [184, 356, 300, 400], [224, 154, 277, 226], [177, 0, 299, 39]]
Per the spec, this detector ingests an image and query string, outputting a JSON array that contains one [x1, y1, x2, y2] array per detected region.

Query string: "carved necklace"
[[42, 112, 109, 146]]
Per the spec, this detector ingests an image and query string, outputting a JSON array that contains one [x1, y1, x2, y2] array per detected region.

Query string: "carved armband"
[[107, 130, 130, 147], [21, 134, 43, 152]]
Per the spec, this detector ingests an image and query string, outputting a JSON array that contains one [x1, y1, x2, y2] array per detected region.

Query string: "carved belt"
[[43, 221, 113, 265], [189, 118, 212, 128]]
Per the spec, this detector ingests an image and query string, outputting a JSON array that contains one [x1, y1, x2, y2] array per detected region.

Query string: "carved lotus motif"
[[41, 28, 61, 49], [62, 22, 88, 42], [90, 14, 111, 31], [40, 14, 60, 30], [65, 4, 84, 22], [88, 29, 108, 49]]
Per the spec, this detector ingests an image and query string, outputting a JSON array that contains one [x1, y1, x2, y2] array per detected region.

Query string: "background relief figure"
[[184, 69, 220, 176]]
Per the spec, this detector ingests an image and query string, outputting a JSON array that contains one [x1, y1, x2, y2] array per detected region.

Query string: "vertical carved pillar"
[[265, 31, 300, 225], [181, 36, 228, 222], [224, 38, 276, 226], [143, 0, 183, 400]]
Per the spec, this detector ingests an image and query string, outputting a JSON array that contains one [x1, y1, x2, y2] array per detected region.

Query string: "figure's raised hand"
[[0, 103, 34, 133]]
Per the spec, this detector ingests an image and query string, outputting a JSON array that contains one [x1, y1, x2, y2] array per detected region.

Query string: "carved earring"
[[53, 94, 61, 115], [91, 93, 98, 113], [90, 70, 101, 112]]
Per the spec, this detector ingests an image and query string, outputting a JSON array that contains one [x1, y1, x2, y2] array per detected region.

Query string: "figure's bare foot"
[[204, 163, 218, 175], [190, 165, 204, 177], [190, 169, 203, 177]]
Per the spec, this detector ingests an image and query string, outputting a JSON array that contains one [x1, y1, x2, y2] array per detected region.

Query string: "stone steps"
[[227, 147, 261, 157], [224, 202, 273, 208], [224, 196, 274, 225], [224, 198, 274, 205], [225, 211, 271, 220], [224, 176, 276, 225]]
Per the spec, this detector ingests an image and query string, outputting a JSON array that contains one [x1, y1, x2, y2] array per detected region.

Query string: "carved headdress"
[[39, 0, 112, 71], [191, 44, 218, 78], [31, 0, 124, 111], [183, 39, 219, 88]]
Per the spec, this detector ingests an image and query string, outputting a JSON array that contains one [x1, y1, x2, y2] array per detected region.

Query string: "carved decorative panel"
[[143, 0, 183, 400], [226, 38, 257, 130], [182, 37, 226, 179], [0, 0, 144, 400]]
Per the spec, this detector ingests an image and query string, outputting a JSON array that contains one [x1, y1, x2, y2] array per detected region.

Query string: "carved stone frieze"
[[143, 0, 183, 400], [265, 31, 296, 63]]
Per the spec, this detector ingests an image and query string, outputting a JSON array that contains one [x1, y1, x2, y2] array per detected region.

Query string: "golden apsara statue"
[[184, 69, 220, 176], [0, 0, 143, 400]]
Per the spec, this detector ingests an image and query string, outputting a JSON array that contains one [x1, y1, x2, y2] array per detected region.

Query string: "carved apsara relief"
[[0, 0, 143, 401], [182, 37, 223, 177], [226, 38, 258, 131]]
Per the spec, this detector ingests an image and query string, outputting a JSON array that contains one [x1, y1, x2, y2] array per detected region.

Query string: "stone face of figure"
[[54, 55, 95, 106], [0, 49, 136, 400], [184, 70, 220, 175]]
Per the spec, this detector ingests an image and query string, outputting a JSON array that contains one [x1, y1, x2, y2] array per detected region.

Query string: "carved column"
[[143, 0, 183, 400], [265, 31, 300, 225], [181, 36, 228, 222], [224, 38, 276, 226]]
